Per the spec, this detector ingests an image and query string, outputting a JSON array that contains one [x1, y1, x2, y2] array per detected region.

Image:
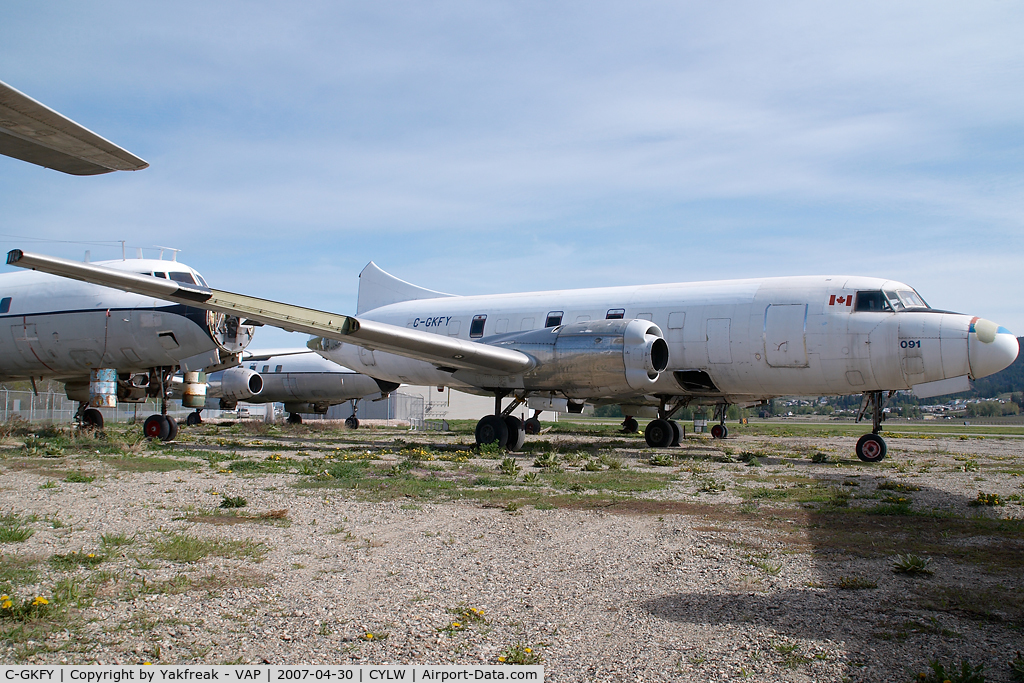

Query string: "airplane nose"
[[968, 318, 1019, 379]]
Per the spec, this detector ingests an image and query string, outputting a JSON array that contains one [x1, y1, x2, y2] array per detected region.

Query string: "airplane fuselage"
[[321, 275, 1017, 406], [0, 259, 240, 393]]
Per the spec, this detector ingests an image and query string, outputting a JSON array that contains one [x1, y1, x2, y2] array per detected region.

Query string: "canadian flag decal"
[[829, 294, 853, 307]]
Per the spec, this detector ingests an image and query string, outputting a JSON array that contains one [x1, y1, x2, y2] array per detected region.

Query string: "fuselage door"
[[764, 304, 809, 368], [707, 318, 732, 364]]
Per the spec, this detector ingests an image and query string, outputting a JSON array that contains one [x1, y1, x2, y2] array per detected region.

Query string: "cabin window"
[[262, 365, 270, 373], [249, 364, 256, 370], [575, 315, 591, 323], [275, 365, 283, 373], [545, 311, 563, 327], [0, 297, 10, 314], [469, 315, 487, 338], [855, 291, 892, 312], [605, 309, 625, 320], [169, 271, 197, 285]]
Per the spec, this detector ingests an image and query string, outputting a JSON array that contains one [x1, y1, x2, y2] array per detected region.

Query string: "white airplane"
[[8, 252, 1018, 461], [193, 348, 389, 426], [0, 254, 255, 439]]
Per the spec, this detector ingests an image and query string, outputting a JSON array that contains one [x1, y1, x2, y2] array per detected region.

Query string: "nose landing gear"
[[855, 390, 894, 462]]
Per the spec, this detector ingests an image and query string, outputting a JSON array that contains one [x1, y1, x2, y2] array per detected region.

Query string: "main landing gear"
[[644, 398, 686, 448], [855, 390, 894, 462], [76, 404, 105, 430], [142, 368, 178, 442], [475, 392, 526, 452], [621, 416, 639, 433], [186, 410, 203, 426]]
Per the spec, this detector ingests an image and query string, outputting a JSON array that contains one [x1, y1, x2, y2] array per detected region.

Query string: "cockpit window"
[[194, 272, 209, 287], [895, 289, 928, 309], [168, 271, 197, 285], [154, 272, 167, 279], [855, 291, 892, 312]]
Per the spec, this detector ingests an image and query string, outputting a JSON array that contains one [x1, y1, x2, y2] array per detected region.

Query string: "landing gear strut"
[[475, 392, 526, 452], [524, 410, 542, 435], [710, 404, 729, 439], [855, 390, 893, 462]]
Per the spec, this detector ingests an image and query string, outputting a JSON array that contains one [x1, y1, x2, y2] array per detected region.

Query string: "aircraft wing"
[[7, 250, 534, 375], [0, 80, 149, 175]]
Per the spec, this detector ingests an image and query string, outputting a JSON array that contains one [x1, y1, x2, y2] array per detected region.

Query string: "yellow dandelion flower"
[[452, 622, 461, 628], [87, 553, 95, 558], [2, 600, 12, 610], [366, 633, 373, 640], [32, 596, 49, 606], [497, 657, 505, 663], [524, 648, 532, 653]]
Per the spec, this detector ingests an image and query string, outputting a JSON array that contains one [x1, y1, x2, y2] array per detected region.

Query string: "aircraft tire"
[[644, 418, 674, 448], [669, 419, 681, 447], [143, 414, 170, 441], [288, 413, 302, 425], [165, 416, 178, 442], [856, 433, 887, 462], [186, 411, 202, 427], [711, 424, 728, 439], [345, 416, 359, 429], [475, 415, 509, 448], [622, 417, 639, 433], [504, 416, 526, 452], [82, 408, 104, 429], [524, 417, 541, 435]]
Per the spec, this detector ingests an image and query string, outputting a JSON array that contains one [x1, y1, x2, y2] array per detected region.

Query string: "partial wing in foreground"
[[0, 80, 149, 175], [6, 250, 534, 375]]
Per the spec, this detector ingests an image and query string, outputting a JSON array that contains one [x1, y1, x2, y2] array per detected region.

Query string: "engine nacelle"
[[218, 367, 264, 401], [491, 319, 669, 397]]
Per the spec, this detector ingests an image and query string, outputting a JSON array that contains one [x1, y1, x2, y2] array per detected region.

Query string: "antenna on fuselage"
[[156, 246, 179, 262], [121, 240, 126, 260]]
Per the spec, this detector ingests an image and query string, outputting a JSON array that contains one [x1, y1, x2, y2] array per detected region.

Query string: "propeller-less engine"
[[483, 319, 669, 397], [217, 367, 264, 402]]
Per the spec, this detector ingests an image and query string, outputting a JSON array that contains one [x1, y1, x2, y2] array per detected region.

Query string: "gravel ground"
[[1, 422, 1022, 681]]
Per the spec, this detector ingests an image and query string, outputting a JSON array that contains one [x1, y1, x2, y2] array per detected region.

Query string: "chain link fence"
[[1, 390, 195, 425]]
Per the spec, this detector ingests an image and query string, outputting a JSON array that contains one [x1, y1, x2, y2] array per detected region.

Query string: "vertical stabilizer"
[[357, 262, 453, 315]]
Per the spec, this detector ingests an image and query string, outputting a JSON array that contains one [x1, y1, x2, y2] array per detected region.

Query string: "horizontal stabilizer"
[[357, 261, 452, 315], [0, 80, 148, 175]]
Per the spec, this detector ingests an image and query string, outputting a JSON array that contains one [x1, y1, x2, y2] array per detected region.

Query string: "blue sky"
[[2, 1, 1022, 346]]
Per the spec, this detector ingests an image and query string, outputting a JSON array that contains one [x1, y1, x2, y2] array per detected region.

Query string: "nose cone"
[[968, 318, 1020, 379]]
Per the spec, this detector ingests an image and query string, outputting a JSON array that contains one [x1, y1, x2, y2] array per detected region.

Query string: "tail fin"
[[356, 262, 453, 315]]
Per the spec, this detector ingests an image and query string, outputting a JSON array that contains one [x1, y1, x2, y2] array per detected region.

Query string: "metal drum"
[[88, 368, 118, 408], [182, 371, 208, 408]]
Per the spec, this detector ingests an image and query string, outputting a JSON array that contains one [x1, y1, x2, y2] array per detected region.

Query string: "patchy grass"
[[151, 533, 268, 564], [0, 512, 35, 543]]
